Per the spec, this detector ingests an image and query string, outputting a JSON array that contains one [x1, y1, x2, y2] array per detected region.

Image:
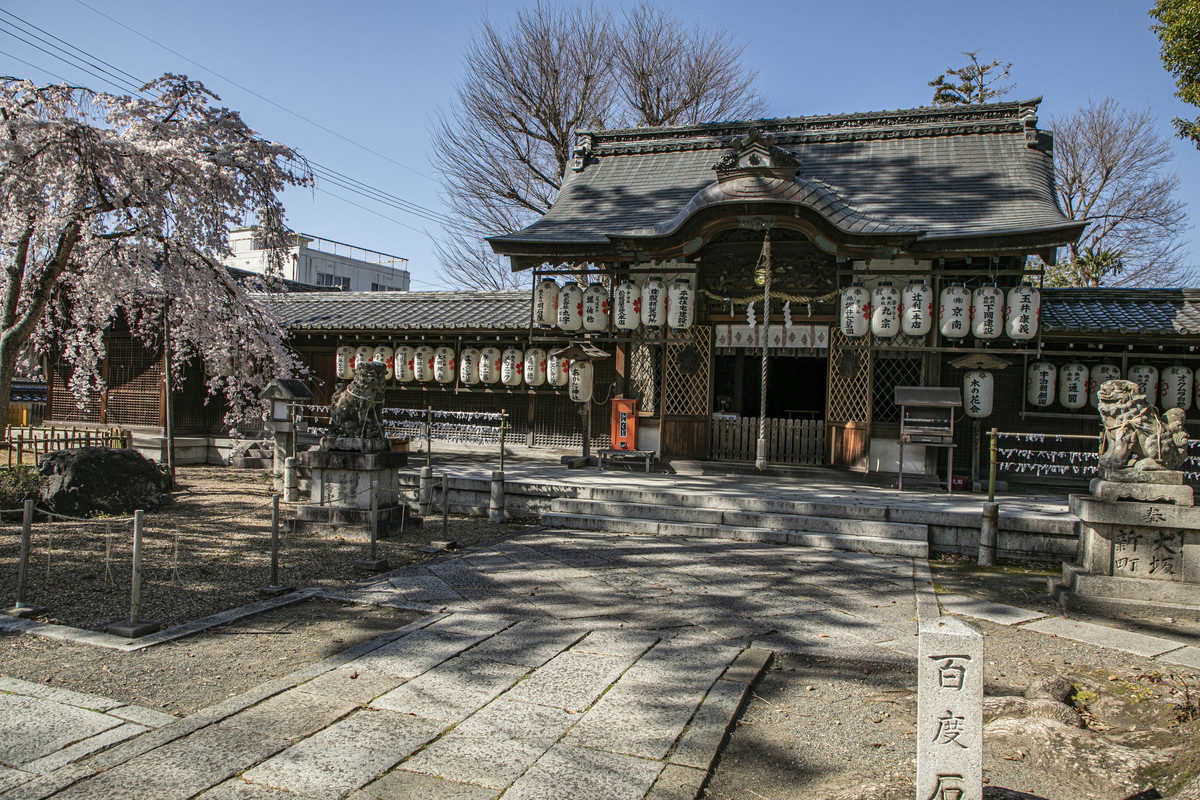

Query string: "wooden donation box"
[[610, 398, 638, 451], [895, 386, 961, 493]]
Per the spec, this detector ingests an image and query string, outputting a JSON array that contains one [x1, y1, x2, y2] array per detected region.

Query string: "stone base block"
[[107, 619, 161, 638], [1052, 562, 1200, 620], [354, 557, 390, 572], [1089, 478, 1194, 506], [293, 503, 414, 539], [258, 585, 297, 598], [2, 603, 46, 619]]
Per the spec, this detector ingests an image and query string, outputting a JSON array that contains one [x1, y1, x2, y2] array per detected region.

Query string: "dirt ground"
[[2, 468, 1199, 798], [0, 465, 529, 631]]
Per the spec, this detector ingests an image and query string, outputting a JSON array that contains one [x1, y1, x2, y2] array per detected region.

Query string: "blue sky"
[[1, 0, 1195, 288]]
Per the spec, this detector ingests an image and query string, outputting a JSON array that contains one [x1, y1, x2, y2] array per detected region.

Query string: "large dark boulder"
[[40, 447, 167, 517]]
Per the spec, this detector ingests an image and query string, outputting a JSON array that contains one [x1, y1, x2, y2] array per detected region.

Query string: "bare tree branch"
[[1045, 98, 1189, 287], [433, 2, 764, 290]]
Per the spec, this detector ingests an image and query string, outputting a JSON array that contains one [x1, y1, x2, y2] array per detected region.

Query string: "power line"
[[71, 0, 439, 183], [0, 46, 69, 83], [0, 14, 460, 245], [0, 21, 139, 95], [0, 9, 145, 95]]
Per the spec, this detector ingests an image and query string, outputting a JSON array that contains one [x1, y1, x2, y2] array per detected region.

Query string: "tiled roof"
[[491, 98, 1082, 251], [257, 290, 529, 332], [1042, 288, 1200, 336]]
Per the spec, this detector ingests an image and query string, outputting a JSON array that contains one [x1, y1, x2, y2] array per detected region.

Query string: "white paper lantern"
[[568, 360, 594, 403], [394, 345, 415, 383], [582, 282, 609, 332], [1005, 284, 1040, 340], [478, 346, 501, 384], [1128, 364, 1159, 402], [939, 285, 971, 340], [1026, 360, 1056, 408], [413, 345, 435, 383], [501, 347, 524, 386], [840, 283, 870, 339], [614, 279, 641, 331], [433, 346, 456, 384], [372, 345, 395, 380], [668, 277, 695, 330], [557, 280, 583, 331], [1059, 363, 1089, 410], [900, 280, 933, 337], [963, 370, 994, 417], [458, 348, 481, 385], [870, 281, 900, 339], [1089, 363, 1121, 408], [532, 277, 560, 327], [547, 353, 569, 387], [1161, 364, 1193, 411], [971, 285, 1004, 340], [641, 276, 667, 328], [335, 345, 355, 380], [524, 347, 547, 387], [354, 345, 374, 372]]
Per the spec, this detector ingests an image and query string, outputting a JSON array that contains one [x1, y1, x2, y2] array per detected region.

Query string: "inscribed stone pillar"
[[917, 616, 983, 800]]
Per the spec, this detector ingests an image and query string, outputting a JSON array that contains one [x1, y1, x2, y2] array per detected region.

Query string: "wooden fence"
[[5, 426, 130, 466], [710, 416, 824, 465]]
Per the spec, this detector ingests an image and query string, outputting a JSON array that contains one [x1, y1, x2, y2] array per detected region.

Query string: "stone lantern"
[[259, 378, 313, 492]]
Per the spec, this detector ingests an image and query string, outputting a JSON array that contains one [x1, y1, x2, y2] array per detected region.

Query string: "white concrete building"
[[226, 228, 411, 292]]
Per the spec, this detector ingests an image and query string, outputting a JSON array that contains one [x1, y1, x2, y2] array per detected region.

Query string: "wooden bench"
[[598, 448, 656, 472]]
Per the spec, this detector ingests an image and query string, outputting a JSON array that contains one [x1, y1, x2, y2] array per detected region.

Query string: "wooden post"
[[3, 499, 45, 618], [107, 510, 159, 638]]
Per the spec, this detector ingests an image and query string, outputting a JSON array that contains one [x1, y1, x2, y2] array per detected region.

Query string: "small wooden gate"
[[826, 328, 872, 470], [710, 416, 824, 465]]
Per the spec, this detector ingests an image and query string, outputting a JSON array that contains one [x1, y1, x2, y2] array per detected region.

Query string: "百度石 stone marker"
[[917, 616, 983, 800]]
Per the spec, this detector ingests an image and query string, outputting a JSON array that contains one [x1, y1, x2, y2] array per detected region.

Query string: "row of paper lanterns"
[[966, 362, 1199, 419], [1025, 362, 1199, 413], [842, 282, 1040, 341], [335, 344, 597, 401], [533, 276, 694, 332]]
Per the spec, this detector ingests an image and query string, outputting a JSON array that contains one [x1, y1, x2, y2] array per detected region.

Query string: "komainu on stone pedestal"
[[326, 360, 388, 448], [1097, 378, 1188, 476]]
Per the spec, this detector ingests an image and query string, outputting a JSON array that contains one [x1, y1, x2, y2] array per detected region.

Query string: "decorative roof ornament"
[[712, 128, 800, 181]]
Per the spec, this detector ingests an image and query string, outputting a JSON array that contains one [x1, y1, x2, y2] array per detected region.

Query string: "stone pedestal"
[[295, 444, 410, 539], [1053, 488, 1200, 619]]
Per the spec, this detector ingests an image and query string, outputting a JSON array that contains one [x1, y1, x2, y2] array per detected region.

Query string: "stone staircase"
[[542, 486, 929, 558]]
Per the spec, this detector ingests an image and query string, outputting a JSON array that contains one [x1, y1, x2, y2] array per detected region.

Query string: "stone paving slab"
[[371, 656, 527, 722], [0, 694, 125, 768], [501, 743, 663, 800], [1157, 645, 1200, 670], [398, 700, 576, 790], [669, 678, 751, 771], [350, 769, 498, 800], [53, 723, 288, 800], [224, 689, 357, 742], [22, 722, 149, 775], [241, 709, 444, 800], [939, 593, 1050, 625], [502, 649, 638, 712], [565, 679, 711, 759], [1020, 617, 1185, 658], [196, 779, 307, 799]]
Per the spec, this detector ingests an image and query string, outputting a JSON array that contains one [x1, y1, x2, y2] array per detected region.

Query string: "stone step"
[[540, 512, 928, 558], [574, 486, 891, 521], [548, 498, 927, 541]]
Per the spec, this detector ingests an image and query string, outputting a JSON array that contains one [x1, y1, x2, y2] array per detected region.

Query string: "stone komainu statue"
[[1097, 378, 1188, 473], [328, 360, 388, 441]]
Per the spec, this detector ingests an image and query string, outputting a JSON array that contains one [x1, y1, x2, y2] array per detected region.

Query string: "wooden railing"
[[5, 426, 130, 466], [711, 416, 824, 465]]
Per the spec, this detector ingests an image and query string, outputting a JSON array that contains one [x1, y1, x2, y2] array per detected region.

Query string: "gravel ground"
[[3, 470, 1199, 798], [0, 465, 530, 631], [704, 562, 1200, 800]]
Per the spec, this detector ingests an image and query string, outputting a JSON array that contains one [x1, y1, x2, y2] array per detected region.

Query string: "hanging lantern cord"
[[756, 232, 772, 470]]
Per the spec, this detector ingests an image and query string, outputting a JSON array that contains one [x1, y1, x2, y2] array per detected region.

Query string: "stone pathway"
[[0, 530, 926, 800], [3, 528, 1197, 800]]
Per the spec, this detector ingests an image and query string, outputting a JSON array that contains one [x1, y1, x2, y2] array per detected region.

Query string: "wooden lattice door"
[[660, 326, 713, 458], [826, 328, 871, 470]]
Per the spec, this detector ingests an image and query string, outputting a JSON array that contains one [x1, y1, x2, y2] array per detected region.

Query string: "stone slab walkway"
[[0, 529, 929, 800], [6, 529, 1198, 800]]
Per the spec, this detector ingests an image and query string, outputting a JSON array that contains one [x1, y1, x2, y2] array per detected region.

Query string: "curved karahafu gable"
[[490, 98, 1085, 265]]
